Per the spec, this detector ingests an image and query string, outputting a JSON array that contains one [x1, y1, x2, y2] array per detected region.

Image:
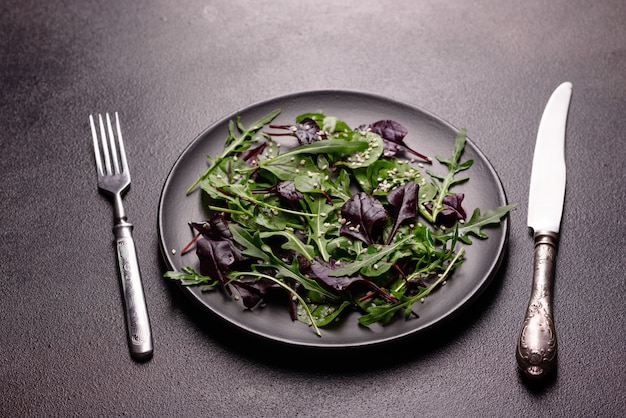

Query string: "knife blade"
[[516, 82, 572, 380]]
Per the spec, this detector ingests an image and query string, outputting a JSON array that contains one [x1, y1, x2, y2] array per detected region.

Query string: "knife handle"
[[114, 221, 154, 361], [516, 231, 558, 379]]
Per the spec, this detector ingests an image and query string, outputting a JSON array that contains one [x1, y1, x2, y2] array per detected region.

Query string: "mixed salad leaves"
[[165, 109, 514, 336]]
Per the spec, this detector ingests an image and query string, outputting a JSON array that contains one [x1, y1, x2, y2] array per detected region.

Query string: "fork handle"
[[114, 221, 153, 361]]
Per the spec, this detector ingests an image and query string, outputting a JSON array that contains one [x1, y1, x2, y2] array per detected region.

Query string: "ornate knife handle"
[[114, 221, 153, 361], [516, 231, 558, 379]]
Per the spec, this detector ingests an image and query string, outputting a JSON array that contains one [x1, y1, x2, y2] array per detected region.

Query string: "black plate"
[[158, 90, 509, 348]]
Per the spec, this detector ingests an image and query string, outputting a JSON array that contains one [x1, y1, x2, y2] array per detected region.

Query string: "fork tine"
[[105, 113, 120, 174], [114, 112, 129, 174], [89, 115, 104, 176], [97, 114, 112, 175]]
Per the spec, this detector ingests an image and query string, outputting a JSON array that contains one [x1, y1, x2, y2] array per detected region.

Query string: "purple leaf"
[[386, 182, 419, 244], [310, 258, 366, 291], [230, 277, 277, 309], [239, 142, 267, 166], [268, 118, 325, 144], [191, 214, 245, 294], [196, 237, 236, 290], [365, 120, 430, 161], [340, 192, 388, 245], [293, 118, 323, 144], [368, 120, 408, 142], [425, 193, 467, 228], [251, 180, 304, 202], [309, 258, 397, 303], [190, 213, 233, 241]]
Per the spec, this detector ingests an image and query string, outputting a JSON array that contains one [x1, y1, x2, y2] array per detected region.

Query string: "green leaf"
[[303, 195, 337, 262], [229, 224, 270, 261], [329, 236, 413, 277], [335, 132, 384, 169], [447, 203, 517, 244], [164, 267, 219, 287], [358, 247, 465, 326], [297, 300, 352, 327], [266, 138, 368, 164], [260, 230, 316, 261], [187, 109, 281, 193], [261, 156, 318, 181], [420, 129, 474, 223], [295, 113, 352, 133]]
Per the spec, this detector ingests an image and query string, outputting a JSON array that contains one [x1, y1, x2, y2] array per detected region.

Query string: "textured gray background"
[[2, 1, 625, 416]]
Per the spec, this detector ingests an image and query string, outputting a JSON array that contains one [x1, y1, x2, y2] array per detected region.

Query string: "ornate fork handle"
[[114, 217, 153, 360], [516, 231, 558, 379]]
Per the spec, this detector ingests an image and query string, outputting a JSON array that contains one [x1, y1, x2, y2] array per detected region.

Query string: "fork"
[[89, 112, 153, 361]]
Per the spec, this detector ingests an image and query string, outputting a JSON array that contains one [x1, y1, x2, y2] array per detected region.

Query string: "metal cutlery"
[[89, 112, 153, 361], [516, 82, 572, 379]]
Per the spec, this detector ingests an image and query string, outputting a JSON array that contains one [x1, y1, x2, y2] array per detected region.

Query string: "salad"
[[165, 109, 514, 336]]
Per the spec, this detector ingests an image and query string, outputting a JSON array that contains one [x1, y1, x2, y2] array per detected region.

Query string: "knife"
[[516, 82, 572, 380]]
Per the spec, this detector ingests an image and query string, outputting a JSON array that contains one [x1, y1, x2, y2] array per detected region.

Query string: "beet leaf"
[[340, 192, 387, 245], [386, 182, 419, 244]]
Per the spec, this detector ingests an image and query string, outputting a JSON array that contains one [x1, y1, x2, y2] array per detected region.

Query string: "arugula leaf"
[[358, 247, 465, 326], [303, 195, 337, 262], [164, 266, 219, 287], [260, 230, 316, 261], [297, 300, 352, 327], [262, 138, 368, 165], [187, 109, 281, 193], [437, 204, 517, 244], [329, 236, 413, 277], [420, 129, 473, 225]]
